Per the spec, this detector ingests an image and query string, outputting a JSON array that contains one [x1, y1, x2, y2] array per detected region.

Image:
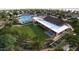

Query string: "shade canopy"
[[19, 15, 33, 24]]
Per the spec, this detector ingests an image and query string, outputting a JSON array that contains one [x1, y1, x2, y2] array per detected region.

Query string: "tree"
[[0, 34, 17, 51], [63, 34, 79, 46]]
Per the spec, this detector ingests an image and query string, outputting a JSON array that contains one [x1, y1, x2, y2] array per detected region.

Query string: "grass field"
[[8, 24, 48, 43]]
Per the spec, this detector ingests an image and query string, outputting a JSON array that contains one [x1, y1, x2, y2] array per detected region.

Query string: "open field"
[[9, 24, 48, 40]]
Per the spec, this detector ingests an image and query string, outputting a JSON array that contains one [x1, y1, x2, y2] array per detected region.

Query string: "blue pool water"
[[19, 15, 33, 24]]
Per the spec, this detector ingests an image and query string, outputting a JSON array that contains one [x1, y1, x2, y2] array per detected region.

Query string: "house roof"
[[33, 17, 69, 33], [0, 21, 5, 29]]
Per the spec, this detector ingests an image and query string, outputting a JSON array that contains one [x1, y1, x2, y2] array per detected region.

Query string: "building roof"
[[18, 15, 33, 24], [33, 17, 69, 33], [44, 16, 66, 26], [0, 21, 5, 29]]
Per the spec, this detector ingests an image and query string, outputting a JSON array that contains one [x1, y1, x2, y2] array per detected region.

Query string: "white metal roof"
[[33, 17, 69, 33]]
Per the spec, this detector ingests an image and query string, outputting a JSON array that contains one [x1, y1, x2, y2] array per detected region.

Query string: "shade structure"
[[19, 15, 33, 24]]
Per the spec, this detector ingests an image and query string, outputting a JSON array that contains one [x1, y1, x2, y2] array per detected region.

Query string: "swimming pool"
[[19, 15, 33, 24]]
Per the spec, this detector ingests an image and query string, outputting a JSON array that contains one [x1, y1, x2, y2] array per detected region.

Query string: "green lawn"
[[8, 24, 48, 42], [28, 24, 48, 40]]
